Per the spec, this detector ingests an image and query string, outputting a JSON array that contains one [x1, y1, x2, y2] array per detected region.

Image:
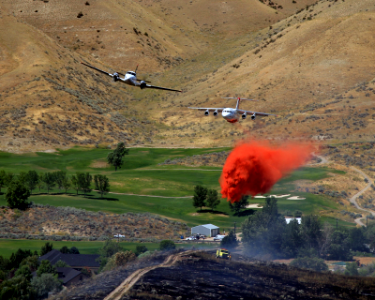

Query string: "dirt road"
[[104, 251, 193, 300]]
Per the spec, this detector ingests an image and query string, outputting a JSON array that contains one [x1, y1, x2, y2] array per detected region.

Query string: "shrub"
[[290, 257, 328, 272], [159, 240, 176, 251]]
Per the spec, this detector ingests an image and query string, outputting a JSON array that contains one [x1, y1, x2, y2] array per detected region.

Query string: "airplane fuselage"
[[222, 108, 239, 123]]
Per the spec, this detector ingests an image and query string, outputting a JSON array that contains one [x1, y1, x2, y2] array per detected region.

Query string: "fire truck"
[[216, 248, 231, 259]]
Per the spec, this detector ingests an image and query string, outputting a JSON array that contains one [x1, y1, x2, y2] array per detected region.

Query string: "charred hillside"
[[54, 251, 375, 300]]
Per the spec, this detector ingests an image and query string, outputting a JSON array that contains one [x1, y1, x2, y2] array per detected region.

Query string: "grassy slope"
[[0, 147, 347, 228], [0, 239, 213, 259]]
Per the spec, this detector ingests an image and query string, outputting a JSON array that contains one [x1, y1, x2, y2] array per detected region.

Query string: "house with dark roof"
[[39, 250, 100, 272], [56, 267, 89, 286]]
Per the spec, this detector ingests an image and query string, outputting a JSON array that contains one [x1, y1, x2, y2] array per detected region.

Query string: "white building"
[[191, 224, 220, 237], [285, 217, 302, 224]]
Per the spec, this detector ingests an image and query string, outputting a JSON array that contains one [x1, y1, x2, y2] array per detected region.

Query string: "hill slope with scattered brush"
[[0, 0, 374, 153]]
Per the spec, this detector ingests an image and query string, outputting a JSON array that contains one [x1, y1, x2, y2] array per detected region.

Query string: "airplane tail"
[[235, 97, 241, 110]]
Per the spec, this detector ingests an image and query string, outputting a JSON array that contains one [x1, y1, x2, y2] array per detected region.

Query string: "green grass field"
[[0, 147, 346, 227], [0, 239, 215, 259]]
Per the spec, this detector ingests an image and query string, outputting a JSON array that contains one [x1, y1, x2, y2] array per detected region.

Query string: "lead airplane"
[[81, 62, 182, 92], [188, 97, 276, 123]]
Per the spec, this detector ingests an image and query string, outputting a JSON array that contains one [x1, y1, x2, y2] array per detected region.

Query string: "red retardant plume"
[[220, 140, 314, 203]]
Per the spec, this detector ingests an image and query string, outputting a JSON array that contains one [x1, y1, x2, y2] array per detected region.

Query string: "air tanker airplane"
[[81, 62, 182, 92], [188, 97, 276, 123]]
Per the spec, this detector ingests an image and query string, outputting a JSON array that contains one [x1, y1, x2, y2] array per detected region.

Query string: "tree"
[[54, 171, 68, 192], [4, 172, 14, 187], [159, 240, 176, 251], [77, 172, 92, 195], [71, 174, 79, 195], [20, 255, 39, 272], [15, 265, 32, 282], [107, 142, 129, 171], [5, 181, 30, 210], [25, 170, 39, 194], [62, 176, 71, 194], [192, 185, 207, 210], [281, 219, 303, 258], [36, 174, 44, 192], [206, 189, 220, 211], [345, 262, 359, 276], [70, 246, 80, 254], [60, 246, 70, 254], [31, 273, 62, 299], [0, 170, 6, 194], [9, 249, 33, 270], [229, 195, 249, 216], [301, 215, 322, 251], [36, 260, 56, 277], [42, 172, 56, 193], [0, 275, 35, 300], [220, 231, 238, 250], [41, 242, 53, 256], [55, 260, 70, 268], [114, 251, 136, 267], [290, 257, 328, 272], [349, 227, 368, 252], [99, 239, 122, 258], [94, 174, 110, 198], [135, 245, 148, 256]]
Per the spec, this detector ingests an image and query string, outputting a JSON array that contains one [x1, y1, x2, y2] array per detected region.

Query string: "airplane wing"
[[188, 107, 225, 112], [144, 84, 182, 92], [237, 109, 277, 117], [81, 62, 115, 77]]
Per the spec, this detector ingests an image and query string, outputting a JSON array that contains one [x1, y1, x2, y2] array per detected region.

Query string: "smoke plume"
[[220, 140, 314, 203]]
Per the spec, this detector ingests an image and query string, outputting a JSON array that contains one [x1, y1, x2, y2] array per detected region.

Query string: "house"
[[191, 224, 220, 237], [39, 250, 100, 273], [56, 267, 89, 287]]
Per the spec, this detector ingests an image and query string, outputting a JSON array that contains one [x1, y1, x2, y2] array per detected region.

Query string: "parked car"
[[185, 236, 196, 241], [213, 234, 225, 241]]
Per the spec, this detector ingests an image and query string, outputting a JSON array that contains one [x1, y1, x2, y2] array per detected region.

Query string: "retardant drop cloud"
[[220, 140, 315, 203]]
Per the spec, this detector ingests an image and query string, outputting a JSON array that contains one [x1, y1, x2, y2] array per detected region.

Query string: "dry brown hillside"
[[0, 0, 374, 153]]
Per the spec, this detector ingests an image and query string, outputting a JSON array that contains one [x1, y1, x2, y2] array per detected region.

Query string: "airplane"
[[188, 97, 276, 123], [81, 62, 182, 92]]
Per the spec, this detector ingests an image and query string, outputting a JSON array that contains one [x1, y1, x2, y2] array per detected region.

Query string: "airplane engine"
[[205, 110, 209, 116], [140, 81, 147, 89], [213, 110, 218, 116], [113, 72, 119, 82], [242, 113, 246, 120], [251, 113, 256, 120]]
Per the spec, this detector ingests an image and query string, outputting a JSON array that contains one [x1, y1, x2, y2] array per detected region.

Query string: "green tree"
[[60, 246, 70, 254], [5, 181, 30, 210], [42, 172, 56, 193], [9, 249, 33, 270], [99, 239, 122, 258], [229, 195, 249, 216], [0, 275, 35, 300], [0, 170, 6, 193], [107, 142, 129, 171], [327, 229, 352, 261], [20, 255, 39, 272], [159, 240, 176, 251], [15, 265, 32, 282], [36, 260, 56, 277], [290, 257, 328, 272], [54, 171, 68, 192], [192, 185, 207, 210], [135, 245, 148, 256], [242, 197, 286, 257], [41, 242, 53, 256], [281, 219, 303, 258], [24, 170, 39, 194], [206, 189, 220, 211], [55, 260, 70, 267], [301, 215, 322, 251], [94, 174, 110, 198], [71, 174, 79, 195], [62, 176, 71, 193], [77, 172, 92, 195], [345, 262, 359, 276], [31, 273, 62, 299], [4, 172, 14, 187], [349, 227, 368, 252], [70, 246, 80, 254], [220, 231, 238, 250], [36, 174, 44, 192]]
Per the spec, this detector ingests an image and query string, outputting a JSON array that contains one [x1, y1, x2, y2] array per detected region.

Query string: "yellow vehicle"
[[216, 248, 231, 259]]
